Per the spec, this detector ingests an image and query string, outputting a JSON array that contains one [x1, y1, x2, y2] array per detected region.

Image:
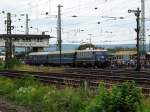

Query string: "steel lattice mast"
[[140, 0, 146, 54]]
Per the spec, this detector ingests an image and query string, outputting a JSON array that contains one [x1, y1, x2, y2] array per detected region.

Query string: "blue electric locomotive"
[[75, 50, 110, 68]]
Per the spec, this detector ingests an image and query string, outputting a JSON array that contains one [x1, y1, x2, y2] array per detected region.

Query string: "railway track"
[[0, 69, 150, 94], [65, 67, 150, 75]]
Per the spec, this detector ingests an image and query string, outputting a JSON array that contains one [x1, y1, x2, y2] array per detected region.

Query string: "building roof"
[[76, 49, 108, 52], [0, 34, 51, 39], [112, 51, 137, 56]]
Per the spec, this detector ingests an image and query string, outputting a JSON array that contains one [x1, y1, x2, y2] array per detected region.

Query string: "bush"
[[11, 77, 47, 111], [84, 81, 142, 112], [4, 58, 21, 69], [14, 86, 46, 106], [42, 87, 85, 112]]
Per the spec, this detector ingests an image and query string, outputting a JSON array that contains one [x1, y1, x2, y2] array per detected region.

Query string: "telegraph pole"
[[49, 0, 52, 15], [5, 13, 12, 60], [5, 12, 13, 68], [26, 14, 29, 35], [20, 13, 30, 34], [25, 14, 29, 54], [128, 8, 141, 71], [88, 34, 92, 49], [149, 35, 150, 52], [148, 35, 150, 52], [88, 34, 92, 45], [57, 4, 63, 65]]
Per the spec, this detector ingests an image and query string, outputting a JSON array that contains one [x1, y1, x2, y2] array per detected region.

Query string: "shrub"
[[85, 81, 142, 112], [42, 87, 85, 112], [4, 58, 21, 69], [14, 86, 46, 106], [111, 81, 142, 112]]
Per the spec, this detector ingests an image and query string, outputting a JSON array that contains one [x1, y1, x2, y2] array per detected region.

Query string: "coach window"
[[51, 55, 54, 58], [119, 56, 121, 59], [79, 53, 81, 57], [118, 56, 120, 59], [80, 53, 82, 57], [120, 56, 122, 59], [82, 53, 84, 57], [114, 57, 116, 60], [29, 38, 31, 42], [121, 55, 123, 59]]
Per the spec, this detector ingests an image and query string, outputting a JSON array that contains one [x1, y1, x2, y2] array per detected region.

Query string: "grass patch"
[[12, 64, 65, 73], [0, 60, 4, 70], [0, 76, 149, 112], [142, 97, 150, 112], [0, 59, 64, 73]]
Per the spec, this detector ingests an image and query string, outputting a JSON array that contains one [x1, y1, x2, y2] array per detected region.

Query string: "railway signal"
[[128, 8, 141, 71]]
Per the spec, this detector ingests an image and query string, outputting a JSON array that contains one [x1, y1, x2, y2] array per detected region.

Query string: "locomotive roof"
[[76, 49, 108, 52]]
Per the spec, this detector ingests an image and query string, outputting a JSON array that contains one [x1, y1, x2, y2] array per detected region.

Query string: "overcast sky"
[[0, 0, 150, 44]]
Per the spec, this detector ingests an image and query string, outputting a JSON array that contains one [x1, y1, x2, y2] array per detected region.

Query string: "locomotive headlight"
[[101, 56, 104, 59]]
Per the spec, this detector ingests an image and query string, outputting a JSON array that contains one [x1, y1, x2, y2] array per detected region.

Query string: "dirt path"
[[0, 100, 31, 112]]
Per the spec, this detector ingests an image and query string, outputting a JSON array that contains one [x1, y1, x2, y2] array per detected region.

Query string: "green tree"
[[78, 44, 96, 50], [108, 47, 136, 53]]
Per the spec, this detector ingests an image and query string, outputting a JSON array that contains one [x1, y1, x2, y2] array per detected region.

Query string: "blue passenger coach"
[[48, 51, 75, 65], [26, 52, 49, 65]]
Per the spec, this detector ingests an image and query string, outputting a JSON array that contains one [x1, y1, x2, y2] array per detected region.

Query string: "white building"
[[0, 34, 51, 52]]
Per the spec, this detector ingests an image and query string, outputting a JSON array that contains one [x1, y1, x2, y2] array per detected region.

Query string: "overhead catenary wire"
[[0, 0, 149, 44]]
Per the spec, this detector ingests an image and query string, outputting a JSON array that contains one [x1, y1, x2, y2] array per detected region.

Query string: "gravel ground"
[[0, 100, 31, 112]]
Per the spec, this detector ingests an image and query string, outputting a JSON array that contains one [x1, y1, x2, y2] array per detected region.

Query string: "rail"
[[0, 69, 150, 95]]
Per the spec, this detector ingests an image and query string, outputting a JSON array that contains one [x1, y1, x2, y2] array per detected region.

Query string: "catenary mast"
[[140, 0, 146, 54]]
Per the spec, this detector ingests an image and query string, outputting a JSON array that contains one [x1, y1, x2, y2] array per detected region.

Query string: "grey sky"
[[0, 0, 150, 44]]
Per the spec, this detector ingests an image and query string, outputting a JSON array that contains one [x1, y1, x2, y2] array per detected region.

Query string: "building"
[[112, 51, 137, 61], [0, 34, 51, 52], [111, 51, 137, 67]]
